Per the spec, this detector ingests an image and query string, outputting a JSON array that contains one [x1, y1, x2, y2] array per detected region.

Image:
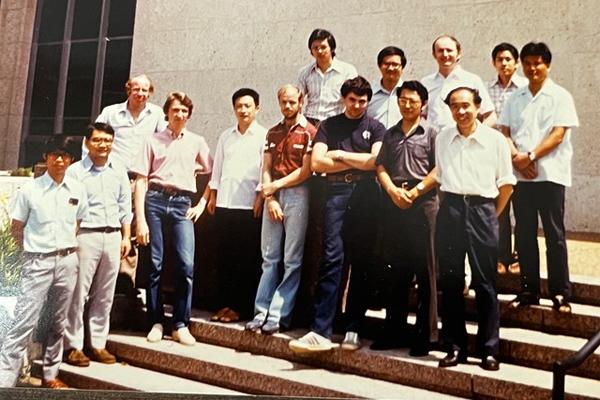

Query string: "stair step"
[[106, 333, 462, 399]]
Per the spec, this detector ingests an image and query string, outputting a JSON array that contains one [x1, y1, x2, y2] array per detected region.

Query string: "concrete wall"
[[131, 0, 600, 233], [0, 0, 36, 169]]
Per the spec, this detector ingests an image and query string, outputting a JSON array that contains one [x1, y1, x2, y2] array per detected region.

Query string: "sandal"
[[508, 292, 539, 310], [551, 295, 572, 314], [220, 308, 240, 323], [210, 307, 231, 321], [508, 261, 520, 274], [497, 262, 507, 274]]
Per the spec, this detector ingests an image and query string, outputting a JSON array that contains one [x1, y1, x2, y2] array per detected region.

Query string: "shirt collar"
[[310, 58, 342, 74], [81, 155, 115, 171], [490, 74, 527, 88], [160, 127, 186, 139], [449, 121, 487, 145], [234, 120, 260, 136], [394, 118, 428, 137], [279, 115, 309, 131], [372, 79, 403, 95], [40, 172, 70, 190], [530, 78, 556, 98], [434, 65, 463, 82]]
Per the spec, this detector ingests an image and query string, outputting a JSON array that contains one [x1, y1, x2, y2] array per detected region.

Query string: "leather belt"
[[80, 226, 121, 233], [25, 247, 77, 259], [392, 179, 420, 189], [326, 172, 373, 184], [149, 183, 193, 198], [446, 192, 494, 205]]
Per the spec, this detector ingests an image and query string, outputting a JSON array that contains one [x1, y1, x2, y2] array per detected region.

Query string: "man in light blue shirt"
[[64, 122, 132, 367], [367, 46, 406, 128], [0, 136, 87, 389]]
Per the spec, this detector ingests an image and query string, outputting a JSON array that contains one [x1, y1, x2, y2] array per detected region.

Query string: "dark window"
[[21, 0, 137, 166]]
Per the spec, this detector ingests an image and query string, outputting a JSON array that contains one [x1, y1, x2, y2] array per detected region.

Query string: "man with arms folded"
[[245, 84, 317, 335], [498, 42, 579, 314], [487, 42, 528, 275], [372, 80, 438, 356], [133, 92, 212, 345], [367, 46, 406, 128], [289, 76, 385, 353], [297, 28, 358, 126], [0, 136, 87, 389], [435, 86, 515, 371], [63, 122, 132, 367]]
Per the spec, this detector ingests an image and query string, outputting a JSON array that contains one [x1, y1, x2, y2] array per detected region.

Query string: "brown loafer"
[[90, 348, 117, 364], [65, 349, 90, 367], [220, 308, 240, 323], [210, 307, 231, 321], [42, 378, 69, 389]]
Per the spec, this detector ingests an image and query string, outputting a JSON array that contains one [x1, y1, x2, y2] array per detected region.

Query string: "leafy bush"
[[0, 196, 23, 296]]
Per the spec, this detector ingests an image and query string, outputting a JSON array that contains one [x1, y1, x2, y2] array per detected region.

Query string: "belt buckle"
[[343, 173, 353, 184]]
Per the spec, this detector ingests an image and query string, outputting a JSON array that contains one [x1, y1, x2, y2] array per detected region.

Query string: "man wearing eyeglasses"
[[367, 46, 407, 128], [63, 122, 132, 368], [373, 81, 439, 356]]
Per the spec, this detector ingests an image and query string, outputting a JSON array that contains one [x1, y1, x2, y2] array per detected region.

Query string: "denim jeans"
[[145, 190, 195, 330], [254, 184, 310, 327]]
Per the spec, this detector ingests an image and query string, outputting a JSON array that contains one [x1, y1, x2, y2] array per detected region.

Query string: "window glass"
[[29, 44, 63, 135], [108, 0, 136, 37], [37, 0, 68, 43], [71, 0, 102, 40], [101, 38, 133, 109], [64, 41, 99, 134]]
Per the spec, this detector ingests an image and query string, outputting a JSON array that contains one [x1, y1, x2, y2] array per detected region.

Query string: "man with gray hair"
[[245, 85, 317, 335]]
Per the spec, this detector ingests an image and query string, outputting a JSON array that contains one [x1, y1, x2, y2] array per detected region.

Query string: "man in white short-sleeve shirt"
[[498, 42, 579, 314]]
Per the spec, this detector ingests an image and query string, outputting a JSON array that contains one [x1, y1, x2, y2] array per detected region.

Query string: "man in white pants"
[[64, 122, 132, 366], [0, 136, 87, 389]]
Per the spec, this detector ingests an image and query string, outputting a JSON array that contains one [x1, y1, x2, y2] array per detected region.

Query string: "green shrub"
[[0, 200, 23, 296]]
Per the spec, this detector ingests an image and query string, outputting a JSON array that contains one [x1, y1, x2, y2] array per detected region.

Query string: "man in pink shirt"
[[131, 92, 212, 346]]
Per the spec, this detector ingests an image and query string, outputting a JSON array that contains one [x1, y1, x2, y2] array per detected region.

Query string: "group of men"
[[0, 27, 578, 389]]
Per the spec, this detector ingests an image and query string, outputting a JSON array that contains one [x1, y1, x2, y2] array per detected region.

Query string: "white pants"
[[64, 230, 121, 350], [0, 252, 78, 386]]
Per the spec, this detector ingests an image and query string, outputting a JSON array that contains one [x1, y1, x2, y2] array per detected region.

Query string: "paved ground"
[[540, 233, 600, 277]]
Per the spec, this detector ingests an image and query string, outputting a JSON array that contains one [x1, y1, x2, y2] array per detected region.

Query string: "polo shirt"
[[487, 74, 528, 116], [297, 58, 358, 121], [208, 121, 268, 209], [67, 156, 132, 229], [131, 127, 212, 193], [375, 119, 437, 182], [497, 79, 579, 186], [367, 79, 403, 129], [264, 116, 317, 180], [422, 66, 494, 131], [11, 173, 88, 253], [86, 101, 167, 170], [435, 122, 516, 198]]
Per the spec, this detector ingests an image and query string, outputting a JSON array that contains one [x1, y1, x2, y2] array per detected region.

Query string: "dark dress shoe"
[[260, 321, 280, 335], [481, 355, 500, 371], [508, 292, 540, 309], [244, 317, 265, 332], [409, 342, 430, 357], [438, 350, 467, 368], [369, 336, 409, 351]]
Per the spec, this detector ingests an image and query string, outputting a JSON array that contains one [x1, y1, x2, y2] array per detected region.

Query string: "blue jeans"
[[254, 184, 310, 327], [145, 190, 195, 330]]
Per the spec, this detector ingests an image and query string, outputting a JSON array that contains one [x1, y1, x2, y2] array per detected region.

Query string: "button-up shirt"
[[85, 101, 167, 170], [435, 122, 516, 198], [422, 66, 494, 131], [66, 156, 132, 229], [209, 121, 268, 209], [497, 79, 579, 186], [297, 58, 358, 121], [11, 173, 88, 253], [375, 119, 437, 181], [487, 74, 528, 116], [131, 127, 213, 193], [367, 79, 403, 128]]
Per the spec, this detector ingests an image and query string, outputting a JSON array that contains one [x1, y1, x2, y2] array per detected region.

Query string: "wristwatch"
[[528, 151, 537, 162]]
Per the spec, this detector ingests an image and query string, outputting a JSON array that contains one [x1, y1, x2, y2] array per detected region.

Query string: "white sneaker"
[[172, 327, 196, 346], [289, 331, 336, 353], [146, 323, 163, 343]]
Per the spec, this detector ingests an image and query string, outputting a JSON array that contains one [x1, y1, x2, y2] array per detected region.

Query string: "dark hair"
[[377, 46, 407, 68], [491, 42, 519, 61], [163, 91, 194, 120], [125, 74, 154, 96], [85, 122, 115, 139], [444, 86, 482, 106], [340, 76, 373, 101], [520, 42, 552, 64], [432, 35, 461, 54], [308, 28, 337, 57], [43, 135, 77, 158], [231, 88, 260, 106], [396, 80, 428, 103]]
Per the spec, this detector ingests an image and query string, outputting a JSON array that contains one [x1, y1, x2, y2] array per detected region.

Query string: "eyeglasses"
[[89, 137, 114, 145], [47, 151, 73, 159], [398, 98, 421, 107], [382, 61, 402, 69]]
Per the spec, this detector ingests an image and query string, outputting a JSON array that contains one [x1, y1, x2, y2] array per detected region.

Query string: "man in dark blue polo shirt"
[[373, 80, 439, 356], [289, 76, 386, 353]]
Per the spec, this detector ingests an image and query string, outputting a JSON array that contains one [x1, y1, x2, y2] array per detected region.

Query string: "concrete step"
[[496, 273, 600, 307], [31, 358, 243, 394], [180, 310, 600, 399], [105, 332, 462, 399]]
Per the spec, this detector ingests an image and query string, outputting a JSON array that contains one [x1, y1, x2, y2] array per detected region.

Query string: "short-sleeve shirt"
[[67, 156, 133, 229], [208, 121, 268, 209], [375, 119, 437, 182], [367, 79, 403, 129], [11, 173, 88, 253], [86, 101, 167, 170], [131, 127, 213, 193], [422, 66, 494, 131], [264, 116, 317, 180], [435, 122, 516, 198], [297, 58, 358, 121], [315, 113, 386, 174], [497, 79, 579, 186], [487, 74, 528, 117]]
